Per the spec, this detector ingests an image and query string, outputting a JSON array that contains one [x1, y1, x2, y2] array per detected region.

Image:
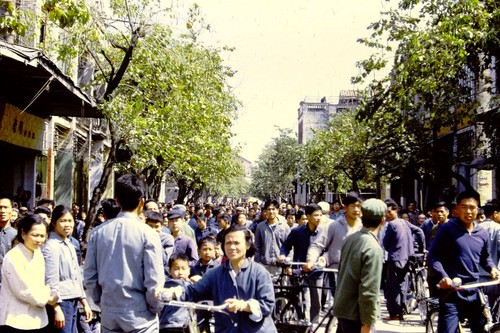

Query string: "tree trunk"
[[176, 178, 189, 204], [82, 123, 116, 242]]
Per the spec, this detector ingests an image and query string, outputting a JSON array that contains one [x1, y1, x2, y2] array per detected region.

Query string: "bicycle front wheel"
[[280, 300, 304, 322], [323, 313, 337, 333], [425, 308, 439, 333], [416, 273, 427, 320]]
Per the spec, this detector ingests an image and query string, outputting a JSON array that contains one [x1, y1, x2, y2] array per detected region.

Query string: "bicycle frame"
[[425, 279, 500, 333], [161, 300, 230, 333]]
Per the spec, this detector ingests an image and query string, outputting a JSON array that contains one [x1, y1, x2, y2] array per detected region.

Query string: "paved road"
[[315, 297, 427, 333]]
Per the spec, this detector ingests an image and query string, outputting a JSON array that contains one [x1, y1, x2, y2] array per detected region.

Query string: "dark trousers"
[[47, 298, 79, 333], [385, 261, 407, 316], [336, 318, 361, 333], [438, 300, 486, 333]]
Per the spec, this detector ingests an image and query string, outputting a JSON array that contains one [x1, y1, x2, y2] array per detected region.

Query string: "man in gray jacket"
[[84, 174, 165, 333]]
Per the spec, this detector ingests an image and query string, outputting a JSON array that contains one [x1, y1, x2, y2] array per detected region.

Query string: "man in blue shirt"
[[279, 203, 324, 322], [84, 174, 165, 333], [428, 190, 500, 333], [382, 198, 414, 321]]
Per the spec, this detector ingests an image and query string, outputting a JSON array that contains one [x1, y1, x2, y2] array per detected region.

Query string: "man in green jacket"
[[333, 198, 387, 333]]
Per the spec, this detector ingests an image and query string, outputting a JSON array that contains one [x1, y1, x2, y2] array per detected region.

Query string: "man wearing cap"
[[168, 206, 199, 267], [317, 201, 334, 226], [333, 198, 386, 333], [0, 198, 17, 289]]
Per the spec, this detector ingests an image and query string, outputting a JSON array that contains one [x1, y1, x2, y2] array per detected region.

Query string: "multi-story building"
[[0, 1, 111, 209], [295, 91, 360, 204]]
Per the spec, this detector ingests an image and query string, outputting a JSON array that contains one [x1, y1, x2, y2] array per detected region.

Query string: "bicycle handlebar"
[[284, 261, 338, 273], [161, 300, 229, 313], [454, 279, 500, 290]]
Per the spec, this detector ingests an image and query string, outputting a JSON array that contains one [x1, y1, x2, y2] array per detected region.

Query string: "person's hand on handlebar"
[[438, 277, 453, 289], [491, 267, 500, 280], [225, 298, 248, 313]]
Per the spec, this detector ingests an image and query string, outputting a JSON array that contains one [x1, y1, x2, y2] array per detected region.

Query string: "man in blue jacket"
[[428, 190, 500, 333]]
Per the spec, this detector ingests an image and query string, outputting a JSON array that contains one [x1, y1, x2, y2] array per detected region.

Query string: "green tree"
[[353, 0, 500, 197], [302, 110, 377, 195], [23, 1, 241, 229], [250, 128, 301, 203]]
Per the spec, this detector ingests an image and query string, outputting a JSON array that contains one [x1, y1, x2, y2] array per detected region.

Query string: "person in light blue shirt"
[[43, 205, 92, 333], [84, 174, 165, 333]]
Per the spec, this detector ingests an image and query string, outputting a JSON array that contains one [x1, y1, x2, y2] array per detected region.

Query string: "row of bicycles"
[[157, 256, 500, 333], [272, 256, 500, 333]]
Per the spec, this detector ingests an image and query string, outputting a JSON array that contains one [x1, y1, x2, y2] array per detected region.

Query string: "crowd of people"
[[0, 175, 500, 333]]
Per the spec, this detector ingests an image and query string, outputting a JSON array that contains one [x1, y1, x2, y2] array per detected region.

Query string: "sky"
[[180, 0, 394, 163]]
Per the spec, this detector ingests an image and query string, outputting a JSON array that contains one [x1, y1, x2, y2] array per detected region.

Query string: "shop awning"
[[0, 40, 100, 118]]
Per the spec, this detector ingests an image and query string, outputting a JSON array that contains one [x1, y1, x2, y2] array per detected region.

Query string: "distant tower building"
[[296, 91, 360, 204]]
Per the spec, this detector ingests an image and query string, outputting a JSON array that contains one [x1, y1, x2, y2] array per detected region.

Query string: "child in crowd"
[[213, 241, 223, 264], [190, 236, 219, 282], [159, 253, 193, 333]]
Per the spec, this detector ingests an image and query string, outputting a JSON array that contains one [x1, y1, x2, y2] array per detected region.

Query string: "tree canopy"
[[250, 128, 301, 202], [353, 0, 499, 191]]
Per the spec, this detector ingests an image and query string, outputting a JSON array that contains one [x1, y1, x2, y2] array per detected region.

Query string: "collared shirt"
[[280, 223, 324, 262], [195, 226, 220, 245], [42, 232, 85, 300], [0, 243, 51, 329], [307, 216, 362, 268], [83, 212, 165, 318], [172, 234, 199, 266], [254, 220, 290, 265], [0, 224, 17, 286]]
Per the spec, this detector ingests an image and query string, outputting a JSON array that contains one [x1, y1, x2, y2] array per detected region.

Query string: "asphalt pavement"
[[316, 296, 427, 333]]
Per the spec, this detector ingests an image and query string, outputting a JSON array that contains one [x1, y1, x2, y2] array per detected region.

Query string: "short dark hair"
[[168, 252, 190, 269], [343, 192, 363, 206], [431, 201, 448, 211], [34, 205, 52, 218], [483, 199, 500, 217], [285, 208, 296, 218], [50, 205, 72, 231], [217, 213, 231, 222], [145, 210, 163, 223], [115, 174, 146, 211], [37, 198, 55, 207], [198, 236, 217, 248], [295, 209, 306, 220], [456, 190, 481, 207], [384, 198, 399, 210], [222, 224, 256, 258], [304, 203, 322, 216], [101, 198, 121, 220], [196, 213, 207, 221], [263, 199, 280, 210], [16, 214, 48, 243]]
